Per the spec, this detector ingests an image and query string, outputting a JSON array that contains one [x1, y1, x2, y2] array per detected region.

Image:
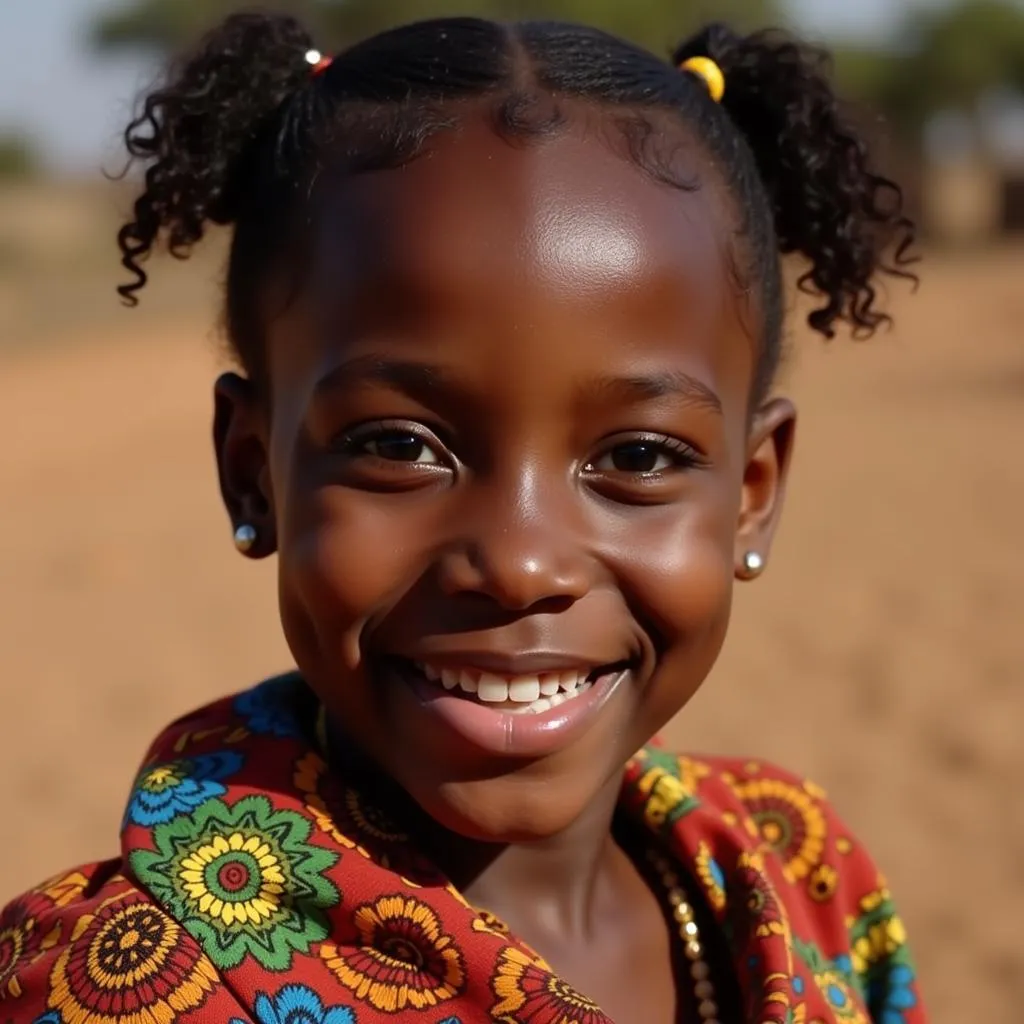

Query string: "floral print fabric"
[[1, 673, 926, 1023]]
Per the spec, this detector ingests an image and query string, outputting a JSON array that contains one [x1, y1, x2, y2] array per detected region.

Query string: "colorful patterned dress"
[[0, 674, 925, 1023]]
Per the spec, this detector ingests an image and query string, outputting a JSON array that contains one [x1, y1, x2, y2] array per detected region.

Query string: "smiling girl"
[[2, 13, 924, 1024]]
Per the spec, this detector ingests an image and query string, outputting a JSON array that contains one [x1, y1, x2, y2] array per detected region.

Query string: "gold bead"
[[695, 979, 714, 1000], [647, 847, 717, 1020], [690, 960, 711, 981], [672, 902, 694, 923]]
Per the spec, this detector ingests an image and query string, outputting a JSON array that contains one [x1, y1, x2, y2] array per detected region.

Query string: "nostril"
[[527, 595, 577, 615]]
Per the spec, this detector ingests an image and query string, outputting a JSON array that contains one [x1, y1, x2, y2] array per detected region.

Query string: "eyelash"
[[337, 421, 451, 466], [336, 424, 704, 478], [583, 434, 705, 475]]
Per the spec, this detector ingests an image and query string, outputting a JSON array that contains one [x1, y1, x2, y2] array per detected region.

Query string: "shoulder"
[[639, 750, 924, 1020], [677, 752, 896, 911], [0, 863, 237, 1022], [691, 754, 860, 876], [1, 861, 127, 1007], [142, 671, 312, 760]]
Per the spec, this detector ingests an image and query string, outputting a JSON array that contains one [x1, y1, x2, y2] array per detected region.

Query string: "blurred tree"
[[91, 0, 782, 57], [832, 1, 1024, 135], [92, 0, 1024, 149], [0, 135, 40, 181]]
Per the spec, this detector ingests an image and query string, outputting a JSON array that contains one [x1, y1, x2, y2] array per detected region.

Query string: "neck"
[[325, 721, 632, 942], [433, 773, 628, 940]]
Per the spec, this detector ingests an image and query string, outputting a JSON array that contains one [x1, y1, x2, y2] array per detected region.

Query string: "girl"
[[1, 12, 924, 1024]]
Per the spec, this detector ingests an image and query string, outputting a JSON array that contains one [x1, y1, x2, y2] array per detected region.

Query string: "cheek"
[[275, 482, 429, 671], [608, 492, 736, 646], [608, 494, 736, 731], [635, 524, 734, 700]]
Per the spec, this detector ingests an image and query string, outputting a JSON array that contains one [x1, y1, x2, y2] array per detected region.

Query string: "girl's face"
[[216, 109, 795, 841]]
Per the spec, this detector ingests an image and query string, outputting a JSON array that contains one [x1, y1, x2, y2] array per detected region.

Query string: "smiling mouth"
[[394, 659, 629, 716]]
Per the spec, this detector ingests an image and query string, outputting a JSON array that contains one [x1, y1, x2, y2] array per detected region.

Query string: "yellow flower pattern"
[[179, 832, 286, 926], [0, 675, 925, 1024]]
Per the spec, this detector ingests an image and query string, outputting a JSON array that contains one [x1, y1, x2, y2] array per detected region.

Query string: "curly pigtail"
[[116, 12, 317, 305], [675, 24, 917, 341]]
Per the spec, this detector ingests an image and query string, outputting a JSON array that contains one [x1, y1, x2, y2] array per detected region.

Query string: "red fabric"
[[1, 674, 926, 1023]]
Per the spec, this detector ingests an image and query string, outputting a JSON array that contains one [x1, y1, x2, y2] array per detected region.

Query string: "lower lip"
[[386, 663, 630, 759]]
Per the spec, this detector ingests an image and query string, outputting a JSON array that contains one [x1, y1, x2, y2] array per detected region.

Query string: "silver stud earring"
[[233, 523, 258, 554], [740, 551, 765, 578]]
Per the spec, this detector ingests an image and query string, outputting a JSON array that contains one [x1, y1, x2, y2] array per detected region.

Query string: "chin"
[[406, 767, 617, 845]]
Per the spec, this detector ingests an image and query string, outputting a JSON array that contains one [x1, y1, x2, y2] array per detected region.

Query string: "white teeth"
[[539, 674, 561, 697], [530, 681, 592, 714], [508, 676, 541, 703], [416, 662, 602, 713], [560, 671, 584, 692], [477, 674, 510, 703]]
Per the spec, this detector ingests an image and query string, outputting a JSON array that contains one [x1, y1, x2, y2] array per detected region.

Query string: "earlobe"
[[734, 397, 796, 581], [213, 372, 277, 559]]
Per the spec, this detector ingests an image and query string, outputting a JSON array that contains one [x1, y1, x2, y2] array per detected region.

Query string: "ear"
[[734, 397, 796, 580], [213, 372, 277, 559]]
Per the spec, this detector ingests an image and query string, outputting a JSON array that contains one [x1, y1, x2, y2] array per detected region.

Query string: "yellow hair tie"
[[680, 56, 726, 103]]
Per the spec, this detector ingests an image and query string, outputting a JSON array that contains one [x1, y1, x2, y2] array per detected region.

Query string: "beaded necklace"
[[648, 849, 723, 1024]]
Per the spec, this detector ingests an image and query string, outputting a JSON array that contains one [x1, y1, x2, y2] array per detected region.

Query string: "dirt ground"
[[1, 238, 1021, 1022]]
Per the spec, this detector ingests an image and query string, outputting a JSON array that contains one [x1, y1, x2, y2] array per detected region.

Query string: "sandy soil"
[[1, 248, 1022, 1022]]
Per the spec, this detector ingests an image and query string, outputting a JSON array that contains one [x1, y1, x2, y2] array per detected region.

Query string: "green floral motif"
[[845, 888, 918, 1021], [633, 748, 702, 831], [130, 795, 339, 971]]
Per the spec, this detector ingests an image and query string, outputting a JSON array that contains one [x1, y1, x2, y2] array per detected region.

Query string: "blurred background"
[[1, 1, 1022, 1021]]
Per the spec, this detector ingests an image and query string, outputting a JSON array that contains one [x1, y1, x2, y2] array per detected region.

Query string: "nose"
[[435, 478, 592, 612]]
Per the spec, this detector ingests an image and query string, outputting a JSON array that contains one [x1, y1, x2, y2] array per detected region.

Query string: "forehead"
[[284, 108, 753, 402], [320, 109, 731, 297]]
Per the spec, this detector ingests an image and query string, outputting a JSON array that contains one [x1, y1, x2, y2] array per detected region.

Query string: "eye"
[[586, 436, 700, 475], [360, 430, 441, 464], [597, 442, 674, 474]]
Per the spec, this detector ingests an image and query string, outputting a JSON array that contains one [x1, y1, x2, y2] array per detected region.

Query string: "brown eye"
[[363, 431, 440, 464], [594, 442, 674, 474]]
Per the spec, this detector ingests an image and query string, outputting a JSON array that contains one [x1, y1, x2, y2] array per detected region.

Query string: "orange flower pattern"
[[321, 896, 465, 1012], [0, 673, 926, 1022]]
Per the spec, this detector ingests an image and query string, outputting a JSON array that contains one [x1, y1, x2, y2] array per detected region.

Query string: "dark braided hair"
[[118, 13, 916, 398]]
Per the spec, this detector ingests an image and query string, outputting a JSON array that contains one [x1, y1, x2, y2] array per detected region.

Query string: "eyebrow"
[[312, 356, 722, 416], [583, 370, 723, 415], [312, 355, 451, 401]]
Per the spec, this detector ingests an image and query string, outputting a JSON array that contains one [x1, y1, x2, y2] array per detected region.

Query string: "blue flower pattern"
[[872, 963, 919, 1024], [123, 750, 244, 826], [233, 676, 304, 738], [708, 854, 726, 891], [232, 984, 356, 1024]]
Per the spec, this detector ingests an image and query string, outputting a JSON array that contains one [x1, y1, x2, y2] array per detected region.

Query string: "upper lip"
[[388, 651, 627, 676]]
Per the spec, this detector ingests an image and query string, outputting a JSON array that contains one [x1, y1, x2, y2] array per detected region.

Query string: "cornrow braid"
[[117, 13, 916, 398]]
